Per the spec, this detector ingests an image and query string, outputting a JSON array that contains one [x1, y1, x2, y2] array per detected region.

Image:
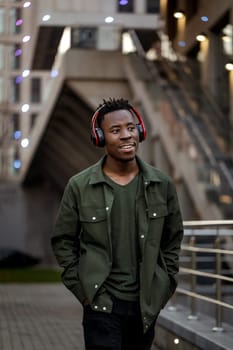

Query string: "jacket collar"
[[136, 156, 163, 183], [89, 155, 163, 185]]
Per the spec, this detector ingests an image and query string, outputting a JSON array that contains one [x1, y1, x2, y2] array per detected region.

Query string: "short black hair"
[[96, 98, 133, 127]]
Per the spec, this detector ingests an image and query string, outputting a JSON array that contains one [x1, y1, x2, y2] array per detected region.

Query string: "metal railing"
[[174, 220, 233, 331], [128, 29, 233, 219]]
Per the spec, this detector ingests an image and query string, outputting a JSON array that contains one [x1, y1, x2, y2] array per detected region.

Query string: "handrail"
[[176, 288, 233, 311], [180, 267, 233, 283], [183, 220, 233, 228], [174, 220, 233, 332], [128, 29, 233, 219]]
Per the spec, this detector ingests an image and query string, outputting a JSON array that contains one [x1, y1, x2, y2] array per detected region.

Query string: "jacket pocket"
[[147, 204, 168, 240], [79, 206, 107, 222], [79, 206, 108, 245], [148, 203, 168, 219], [150, 263, 171, 311]]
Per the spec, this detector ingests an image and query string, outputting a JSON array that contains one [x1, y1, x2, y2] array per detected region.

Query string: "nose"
[[120, 128, 131, 139]]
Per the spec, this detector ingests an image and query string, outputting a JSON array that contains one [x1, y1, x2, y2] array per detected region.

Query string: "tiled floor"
[[0, 283, 160, 350]]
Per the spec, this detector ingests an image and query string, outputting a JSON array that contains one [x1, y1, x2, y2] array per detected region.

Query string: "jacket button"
[[94, 284, 98, 289], [92, 216, 96, 220], [102, 306, 107, 311], [94, 305, 98, 309], [106, 207, 109, 211], [153, 213, 157, 217], [140, 235, 145, 239]]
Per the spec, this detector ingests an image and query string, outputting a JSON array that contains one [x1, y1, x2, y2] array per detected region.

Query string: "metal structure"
[[176, 220, 233, 331]]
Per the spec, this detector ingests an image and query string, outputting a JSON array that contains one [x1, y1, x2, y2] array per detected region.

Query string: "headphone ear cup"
[[137, 124, 145, 142], [93, 127, 105, 147]]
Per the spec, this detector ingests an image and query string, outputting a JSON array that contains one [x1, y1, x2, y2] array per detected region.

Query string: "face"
[[101, 109, 139, 163]]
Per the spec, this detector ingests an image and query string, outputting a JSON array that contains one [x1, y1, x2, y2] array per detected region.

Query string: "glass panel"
[[31, 78, 41, 103], [30, 113, 37, 129], [12, 113, 20, 131], [0, 8, 4, 34], [11, 77, 21, 102], [11, 113, 21, 140], [13, 147, 21, 173], [146, 0, 160, 13], [11, 44, 21, 69], [9, 8, 16, 33], [9, 8, 22, 34], [0, 44, 4, 70], [0, 77, 3, 102], [71, 28, 97, 48]]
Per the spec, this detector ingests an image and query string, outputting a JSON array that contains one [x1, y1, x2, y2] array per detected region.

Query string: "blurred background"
[[0, 2, 233, 349], [0, 0, 232, 269]]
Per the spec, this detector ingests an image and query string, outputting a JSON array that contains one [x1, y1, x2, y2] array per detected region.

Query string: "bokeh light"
[[16, 19, 23, 26], [22, 35, 31, 43], [15, 76, 23, 84], [21, 104, 30, 112], [201, 16, 209, 22], [13, 130, 22, 140], [13, 159, 21, 169], [15, 48, 22, 56]]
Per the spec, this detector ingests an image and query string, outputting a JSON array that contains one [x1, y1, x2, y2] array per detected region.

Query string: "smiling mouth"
[[119, 143, 136, 150]]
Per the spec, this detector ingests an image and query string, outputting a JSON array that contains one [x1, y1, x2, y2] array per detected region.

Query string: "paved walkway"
[[0, 284, 84, 350], [0, 283, 159, 350]]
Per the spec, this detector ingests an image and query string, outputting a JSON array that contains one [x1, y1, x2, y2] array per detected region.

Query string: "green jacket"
[[51, 156, 183, 332]]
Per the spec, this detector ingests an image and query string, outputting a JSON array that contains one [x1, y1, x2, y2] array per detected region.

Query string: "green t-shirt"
[[103, 173, 142, 301]]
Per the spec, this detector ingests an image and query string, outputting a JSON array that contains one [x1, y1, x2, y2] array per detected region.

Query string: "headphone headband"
[[91, 104, 146, 147]]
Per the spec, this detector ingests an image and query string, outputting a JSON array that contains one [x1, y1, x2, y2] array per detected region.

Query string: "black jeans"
[[82, 298, 155, 350]]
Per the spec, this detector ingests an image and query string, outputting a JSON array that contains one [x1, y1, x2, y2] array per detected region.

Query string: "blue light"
[[201, 16, 208, 22], [15, 48, 22, 56], [15, 76, 23, 84], [119, 0, 128, 5], [13, 130, 21, 140], [13, 159, 21, 169], [178, 41, 186, 47], [50, 69, 59, 78]]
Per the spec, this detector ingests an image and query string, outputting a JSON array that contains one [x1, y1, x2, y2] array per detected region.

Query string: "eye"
[[111, 128, 119, 134], [128, 125, 136, 132]]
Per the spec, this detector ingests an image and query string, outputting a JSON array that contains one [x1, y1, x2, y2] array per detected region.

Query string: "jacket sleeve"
[[51, 179, 86, 303], [161, 180, 184, 296]]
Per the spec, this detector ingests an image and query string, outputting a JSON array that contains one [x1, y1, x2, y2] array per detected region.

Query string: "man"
[[51, 98, 183, 350]]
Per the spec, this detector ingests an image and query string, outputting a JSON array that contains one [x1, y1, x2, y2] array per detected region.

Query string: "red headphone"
[[91, 104, 147, 147]]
